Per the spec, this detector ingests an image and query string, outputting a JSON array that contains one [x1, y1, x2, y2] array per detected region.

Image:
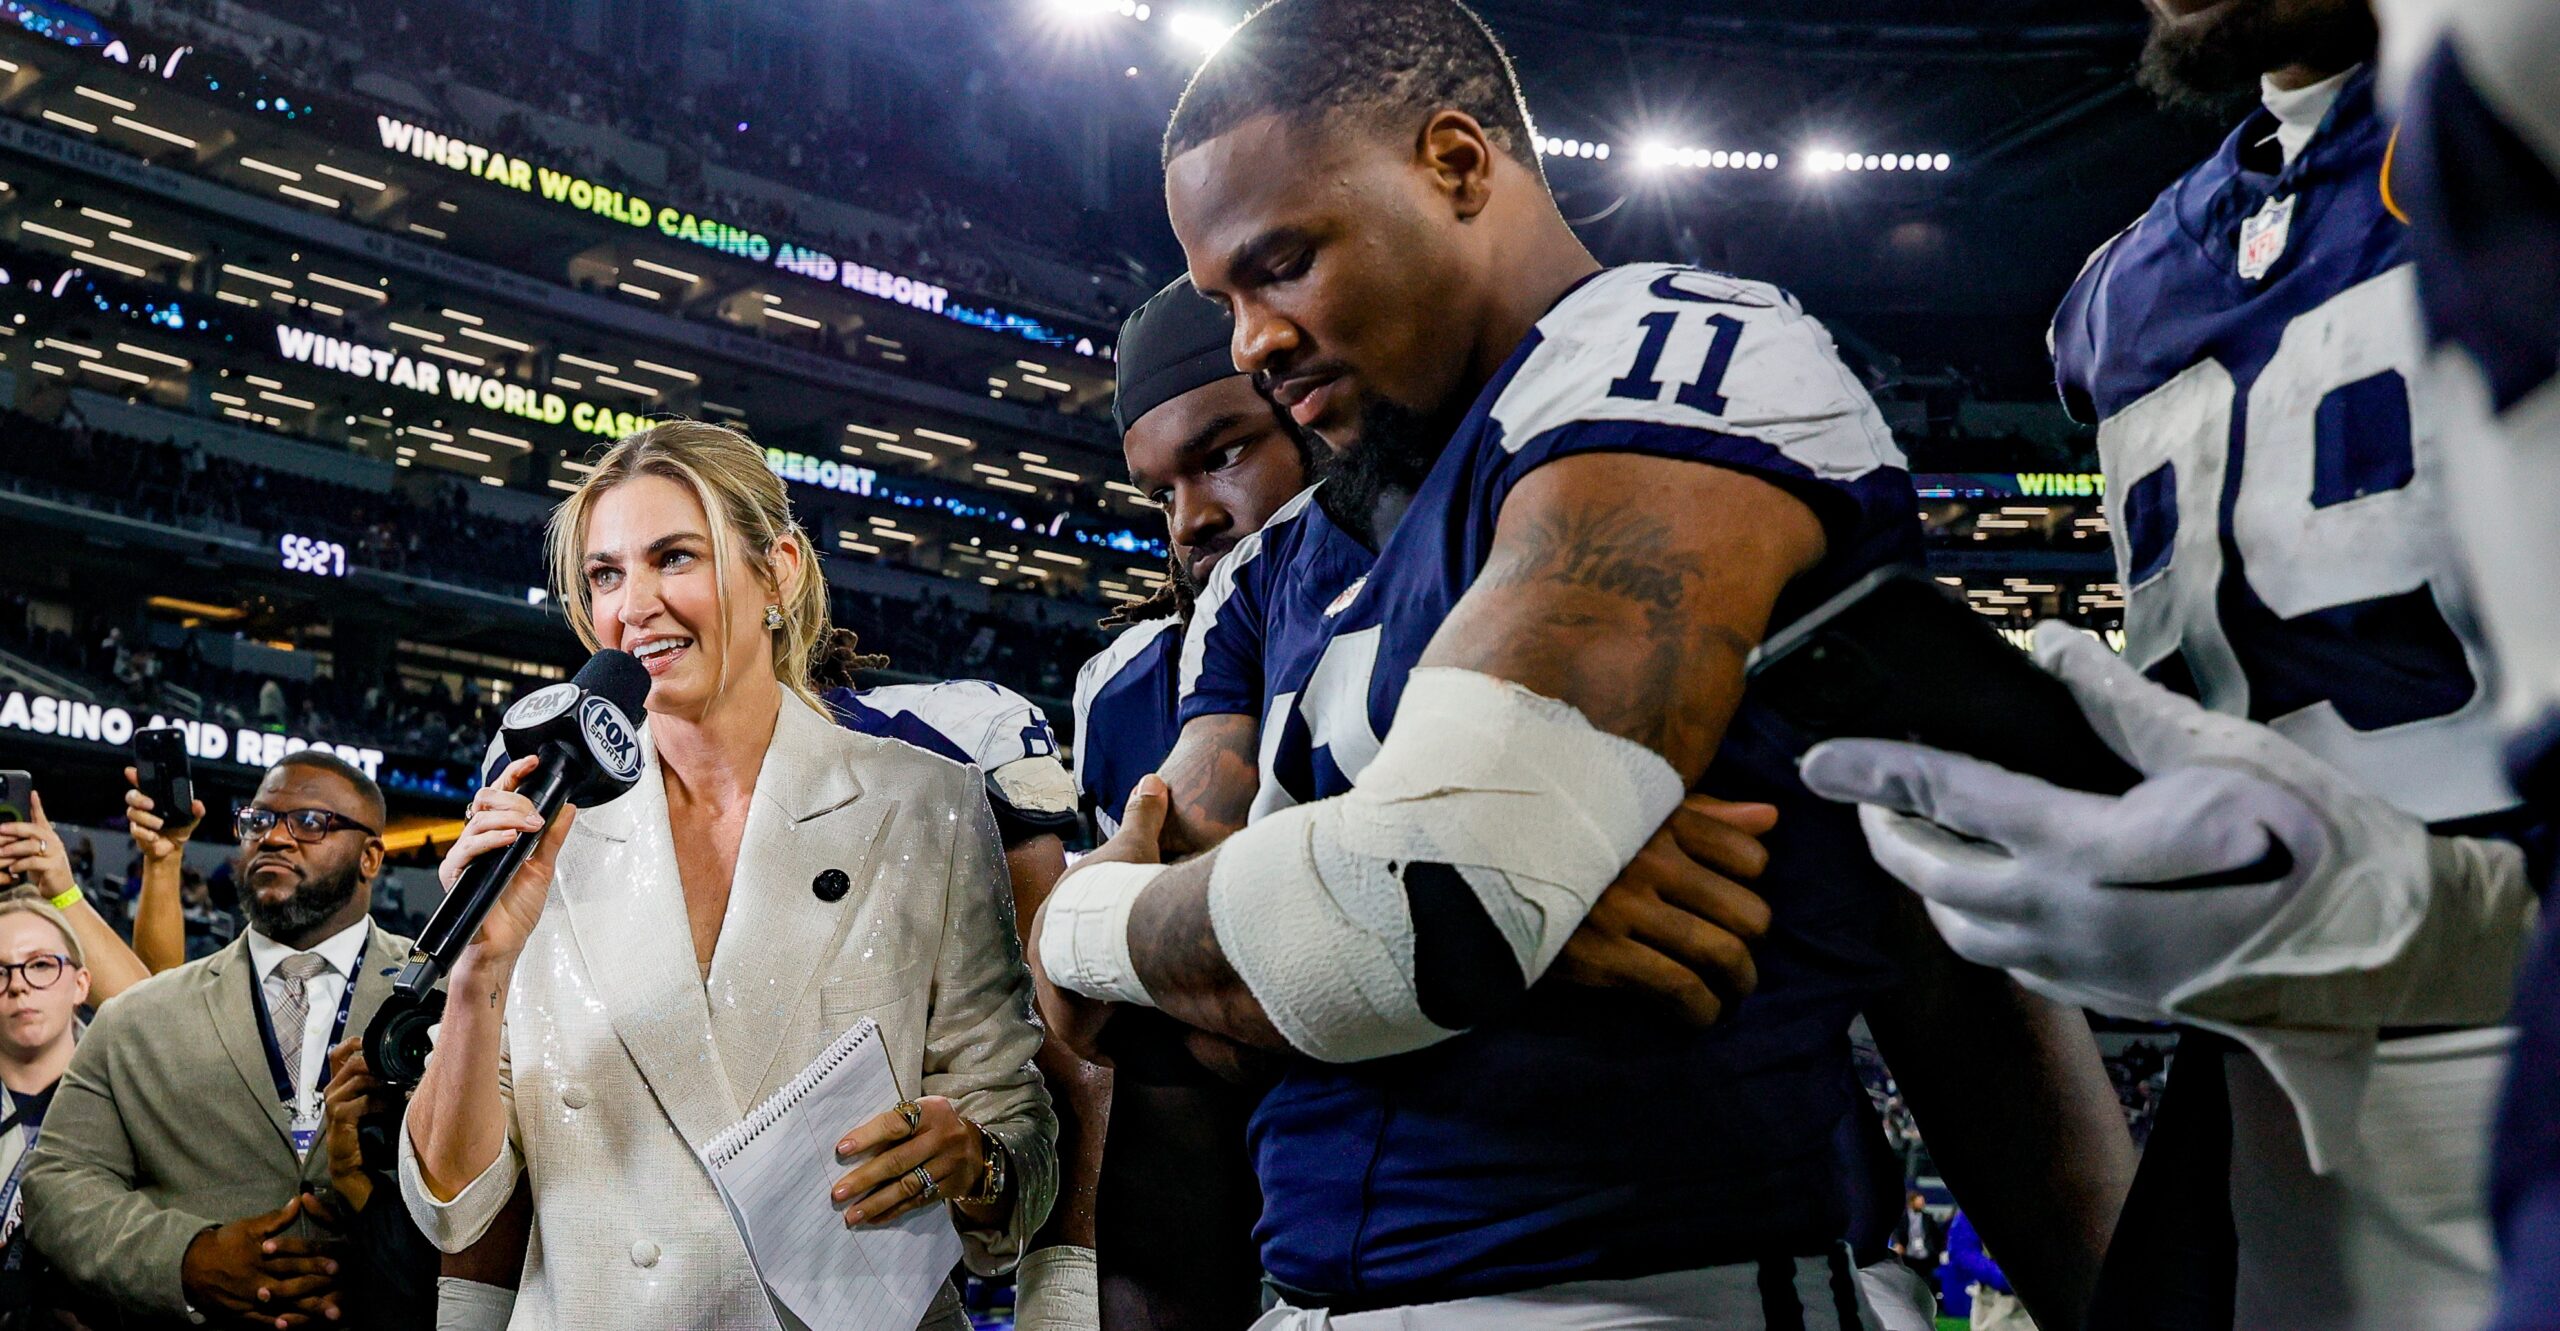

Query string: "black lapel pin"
[[813, 868, 851, 903]]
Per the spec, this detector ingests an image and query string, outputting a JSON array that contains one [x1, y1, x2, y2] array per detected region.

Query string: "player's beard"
[[1315, 396, 1450, 548], [2136, 0, 2377, 114], [240, 853, 366, 940]]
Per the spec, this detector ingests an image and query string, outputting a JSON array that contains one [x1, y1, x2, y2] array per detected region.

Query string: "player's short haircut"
[[1163, 0, 1542, 177], [273, 749, 388, 830]]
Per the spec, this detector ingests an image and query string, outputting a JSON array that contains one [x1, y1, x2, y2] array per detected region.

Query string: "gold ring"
[[895, 1100, 922, 1133], [909, 1164, 938, 1200]]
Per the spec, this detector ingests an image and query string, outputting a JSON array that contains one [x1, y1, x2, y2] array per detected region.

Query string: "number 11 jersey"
[[1179, 262, 1922, 1304]]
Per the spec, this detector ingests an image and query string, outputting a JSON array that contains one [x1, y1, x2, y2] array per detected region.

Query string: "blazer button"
[[631, 1239, 660, 1268], [561, 1083, 591, 1110]]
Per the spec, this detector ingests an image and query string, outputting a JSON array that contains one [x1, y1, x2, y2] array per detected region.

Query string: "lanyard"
[[248, 933, 367, 1111]]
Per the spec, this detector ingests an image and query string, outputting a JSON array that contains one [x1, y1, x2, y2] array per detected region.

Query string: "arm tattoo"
[[1156, 715, 1259, 859], [1125, 859, 1289, 1048], [1437, 469, 1804, 776]]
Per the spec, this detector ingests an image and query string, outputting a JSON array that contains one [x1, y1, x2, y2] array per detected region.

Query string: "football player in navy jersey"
[[2378, 4, 2560, 1327], [1802, 2, 2546, 1328], [1032, 2, 2134, 1324], [1074, 278, 1315, 845], [816, 666, 1098, 1329], [1065, 278, 1314, 1331]]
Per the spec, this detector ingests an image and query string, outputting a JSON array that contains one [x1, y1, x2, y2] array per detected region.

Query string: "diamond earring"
[[764, 604, 784, 631]]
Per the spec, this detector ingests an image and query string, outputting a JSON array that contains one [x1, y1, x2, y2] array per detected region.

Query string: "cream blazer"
[[399, 695, 1056, 1330]]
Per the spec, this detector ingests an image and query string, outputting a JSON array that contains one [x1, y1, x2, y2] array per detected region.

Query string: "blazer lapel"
[[553, 726, 744, 1150], [704, 697, 894, 1106], [203, 938, 294, 1148]]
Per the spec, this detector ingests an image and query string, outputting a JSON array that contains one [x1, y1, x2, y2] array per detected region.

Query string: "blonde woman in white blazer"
[[398, 422, 1056, 1330]]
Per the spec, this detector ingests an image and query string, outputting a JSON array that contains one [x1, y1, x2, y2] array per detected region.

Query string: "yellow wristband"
[[49, 886, 82, 912]]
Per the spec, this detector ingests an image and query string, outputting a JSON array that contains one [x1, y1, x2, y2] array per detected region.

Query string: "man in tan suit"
[[24, 751, 427, 1329]]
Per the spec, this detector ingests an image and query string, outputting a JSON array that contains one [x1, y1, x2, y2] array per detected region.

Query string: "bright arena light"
[[1049, 0, 1151, 21], [1626, 140, 1780, 172], [1166, 11, 1235, 52], [1805, 148, 1953, 175], [1532, 133, 1612, 161]]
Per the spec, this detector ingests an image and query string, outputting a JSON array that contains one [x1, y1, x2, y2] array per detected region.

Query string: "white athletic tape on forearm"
[[1205, 667, 1685, 1063], [1038, 860, 1168, 1007]]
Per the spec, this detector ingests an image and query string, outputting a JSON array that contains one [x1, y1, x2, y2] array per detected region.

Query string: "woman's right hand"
[[442, 756, 578, 962]]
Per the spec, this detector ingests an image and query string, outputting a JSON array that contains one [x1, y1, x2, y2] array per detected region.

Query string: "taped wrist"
[[1203, 667, 1684, 1063], [1038, 861, 1167, 1007], [434, 1279, 517, 1331]]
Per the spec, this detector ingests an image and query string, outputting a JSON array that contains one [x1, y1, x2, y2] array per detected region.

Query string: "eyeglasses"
[[0, 955, 75, 990], [233, 807, 379, 845]]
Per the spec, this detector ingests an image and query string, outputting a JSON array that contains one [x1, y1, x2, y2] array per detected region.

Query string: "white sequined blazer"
[[398, 694, 1056, 1330]]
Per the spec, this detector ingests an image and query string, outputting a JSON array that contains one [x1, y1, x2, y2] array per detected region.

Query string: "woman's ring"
[[909, 1164, 938, 1200], [895, 1100, 922, 1133]]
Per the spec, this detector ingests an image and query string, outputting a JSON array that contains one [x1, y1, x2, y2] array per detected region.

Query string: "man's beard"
[[1314, 396, 1450, 548], [2136, 1, 2377, 114], [239, 857, 365, 940]]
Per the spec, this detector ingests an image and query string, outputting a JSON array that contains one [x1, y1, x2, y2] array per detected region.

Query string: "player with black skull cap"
[[1065, 276, 1316, 1330]]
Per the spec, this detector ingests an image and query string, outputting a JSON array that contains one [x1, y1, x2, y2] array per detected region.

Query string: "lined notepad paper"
[[702, 1018, 961, 1331]]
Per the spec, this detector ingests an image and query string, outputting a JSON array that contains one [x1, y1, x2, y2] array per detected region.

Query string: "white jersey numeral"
[[2100, 266, 2511, 821]]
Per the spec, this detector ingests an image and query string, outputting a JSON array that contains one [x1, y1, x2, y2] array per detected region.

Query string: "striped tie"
[[270, 952, 333, 1094]]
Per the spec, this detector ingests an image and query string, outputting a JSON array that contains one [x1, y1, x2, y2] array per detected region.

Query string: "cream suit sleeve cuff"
[[925, 776, 1060, 1275], [397, 1119, 523, 1255]]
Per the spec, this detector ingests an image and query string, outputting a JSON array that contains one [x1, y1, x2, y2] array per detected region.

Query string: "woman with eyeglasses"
[[0, 896, 92, 1328]]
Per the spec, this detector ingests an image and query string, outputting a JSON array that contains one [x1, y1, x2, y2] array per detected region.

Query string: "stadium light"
[[1166, 11, 1235, 53], [1048, 0, 1151, 21], [1803, 148, 1953, 175], [1625, 140, 1778, 173]]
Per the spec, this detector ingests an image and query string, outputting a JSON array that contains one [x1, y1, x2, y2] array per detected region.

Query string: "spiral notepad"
[[700, 1018, 962, 1331]]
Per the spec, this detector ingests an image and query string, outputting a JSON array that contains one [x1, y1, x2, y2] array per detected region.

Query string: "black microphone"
[[365, 649, 651, 1093]]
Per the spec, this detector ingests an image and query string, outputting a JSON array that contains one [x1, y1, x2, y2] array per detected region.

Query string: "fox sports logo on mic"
[[579, 694, 643, 784]]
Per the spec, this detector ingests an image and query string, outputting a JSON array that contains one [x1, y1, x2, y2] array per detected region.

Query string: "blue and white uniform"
[[2054, 64, 2524, 1329], [822, 680, 1078, 847], [2379, 5, 2560, 1324], [1070, 616, 1187, 841], [1178, 485, 1378, 825], [1180, 263, 1919, 1309]]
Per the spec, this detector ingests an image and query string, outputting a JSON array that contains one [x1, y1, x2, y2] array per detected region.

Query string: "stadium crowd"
[[118, 0, 1143, 328]]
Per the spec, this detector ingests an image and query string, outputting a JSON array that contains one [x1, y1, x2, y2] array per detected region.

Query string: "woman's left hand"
[[831, 1095, 986, 1227]]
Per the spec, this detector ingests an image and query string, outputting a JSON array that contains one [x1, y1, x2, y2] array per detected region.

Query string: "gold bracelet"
[[49, 885, 82, 912], [962, 1121, 1009, 1208]]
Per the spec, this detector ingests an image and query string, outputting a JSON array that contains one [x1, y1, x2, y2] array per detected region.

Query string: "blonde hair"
[[548, 420, 836, 712], [0, 889, 84, 970]]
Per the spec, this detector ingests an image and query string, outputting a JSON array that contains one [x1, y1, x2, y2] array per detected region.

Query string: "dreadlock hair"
[[1099, 550, 1196, 630], [1163, 0, 1543, 181], [805, 627, 895, 691]]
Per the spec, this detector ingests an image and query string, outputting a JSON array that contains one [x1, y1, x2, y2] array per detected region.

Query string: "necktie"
[[270, 952, 334, 1098]]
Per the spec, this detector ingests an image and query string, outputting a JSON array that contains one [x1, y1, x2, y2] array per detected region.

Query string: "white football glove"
[[1798, 620, 2536, 1170]]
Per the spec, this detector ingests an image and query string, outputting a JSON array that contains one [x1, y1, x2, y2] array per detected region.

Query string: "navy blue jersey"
[[1178, 486, 1378, 825], [2053, 67, 2514, 826], [821, 680, 1076, 846], [1183, 263, 1920, 1303], [1071, 615, 1185, 840]]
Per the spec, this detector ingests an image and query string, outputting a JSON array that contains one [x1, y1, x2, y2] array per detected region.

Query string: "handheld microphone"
[[366, 649, 652, 1092]]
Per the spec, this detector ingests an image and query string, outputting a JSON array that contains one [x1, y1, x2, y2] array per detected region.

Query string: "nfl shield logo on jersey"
[[1325, 575, 1369, 618], [2237, 193, 2295, 281]]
